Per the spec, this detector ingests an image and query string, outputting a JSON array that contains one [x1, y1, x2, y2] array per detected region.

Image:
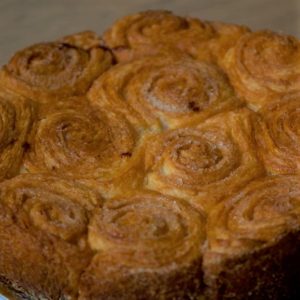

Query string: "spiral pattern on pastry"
[[204, 21, 250, 64], [103, 10, 215, 62], [80, 191, 205, 299], [0, 174, 101, 242], [88, 56, 241, 129], [0, 90, 33, 180], [255, 94, 300, 175], [0, 39, 112, 102], [60, 30, 102, 50], [205, 175, 300, 258], [23, 97, 148, 197], [222, 30, 300, 110], [145, 109, 264, 212]]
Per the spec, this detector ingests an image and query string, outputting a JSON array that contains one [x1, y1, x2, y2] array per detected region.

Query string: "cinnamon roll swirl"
[[222, 30, 300, 110], [145, 109, 264, 213], [203, 175, 300, 299], [80, 191, 206, 299], [88, 55, 241, 129], [60, 30, 102, 50], [205, 21, 250, 64], [23, 97, 148, 197], [0, 90, 33, 181], [255, 93, 300, 175], [205, 175, 300, 257], [0, 37, 112, 102], [103, 10, 215, 62], [0, 174, 100, 241], [0, 174, 101, 299]]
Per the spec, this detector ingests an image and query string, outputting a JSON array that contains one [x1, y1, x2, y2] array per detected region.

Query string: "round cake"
[[0, 10, 299, 300]]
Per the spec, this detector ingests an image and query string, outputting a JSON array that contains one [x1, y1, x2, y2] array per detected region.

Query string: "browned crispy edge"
[[2, 232, 300, 299], [0, 276, 70, 300], [0, 277, 39, 300], [79, 257, 204, 300], [0, 276, 69, 300], [0, 264, 205, 300], [204, 230, 300, 300], [0, 280, 20, 300]]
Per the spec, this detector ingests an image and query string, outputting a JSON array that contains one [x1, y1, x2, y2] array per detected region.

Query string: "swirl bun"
[[255, 93, 300, 175], [203, 175, 300, 300], [145, 109, 264, 212], [0, 173, 101, 299], [103, 10, 215, 62], [222, 30, 300, 110], [60, 30, 102, 50], [204, 21, 250, 64], [205, 175, 300, 257], [24, 97, 148, 197], [0, 90, 33, 181], [88, 55, 241, 129], [0, 38, 112, 102], [103, 10, 251, 65], [80, 191, 206, 299], [0, 174, 100, 241]]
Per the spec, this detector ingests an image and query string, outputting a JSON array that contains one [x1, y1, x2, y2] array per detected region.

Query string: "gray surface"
[[0, 0, 299, 67]]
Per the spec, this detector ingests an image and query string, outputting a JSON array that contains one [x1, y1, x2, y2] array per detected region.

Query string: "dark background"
[[0, 0, 299, 65]]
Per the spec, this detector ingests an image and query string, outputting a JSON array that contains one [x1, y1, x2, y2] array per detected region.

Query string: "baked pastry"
[[204, 21, 250, 64], [102, 10, 215, 62], [0, 10, 300, 300], [0, 174, 100, 299], [204, 175, 300, 299], [88, 55, 242, 129], [79, 191, 206, 299], [255, 93, 300, 175], [23, 96, 148, 198], [144, 108, 264, 213], [60, 30, 103, 50], [103, 10, 250, 64], [0, 31, 112, 103], [221, 30, 300, 110], [0, 88, 33, 180]]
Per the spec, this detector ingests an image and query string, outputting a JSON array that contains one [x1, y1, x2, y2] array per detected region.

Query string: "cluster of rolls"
[[0, 10, 300, 300]]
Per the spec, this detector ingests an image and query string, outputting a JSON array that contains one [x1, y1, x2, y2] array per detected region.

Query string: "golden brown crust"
[[0, 35, 112, 102], [204, 231, 300, 300], [144, 108, 264, 213], [0, 89, 33, 181], [204, 175, 300, 298], [103, 10, 251, 66], [205, 21, 251, 64], [205, 175, 300, 256], [23, 96, 148, 198], [60, 30, 103, 50], [255, 93, 300, 175], [88, 55, 242, 129], [103, 10, 216, 63], [79, 191, 206, 299], [0, 10, 299, 300], [0, 173, 102, 299], [221, 30, 300, 110]]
